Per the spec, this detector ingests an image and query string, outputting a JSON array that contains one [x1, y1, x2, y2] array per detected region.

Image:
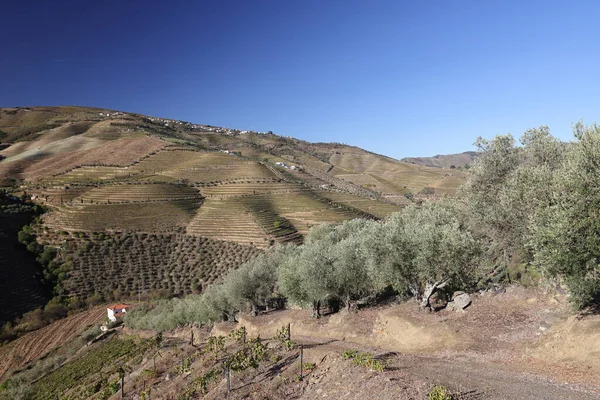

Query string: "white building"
[[107, 304, 130, 322]]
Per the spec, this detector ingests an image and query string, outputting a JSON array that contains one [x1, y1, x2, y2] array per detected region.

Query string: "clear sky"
[[2, 0, 600, 159]]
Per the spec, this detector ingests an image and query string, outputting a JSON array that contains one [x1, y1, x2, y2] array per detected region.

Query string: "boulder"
[[448, 292, 472, 311]]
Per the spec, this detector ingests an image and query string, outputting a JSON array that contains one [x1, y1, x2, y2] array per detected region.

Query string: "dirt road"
[[294, 335, 600, 400]]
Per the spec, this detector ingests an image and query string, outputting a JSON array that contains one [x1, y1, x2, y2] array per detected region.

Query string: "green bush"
[[341, 350, 386, 372], [428, 385, 453, 400]]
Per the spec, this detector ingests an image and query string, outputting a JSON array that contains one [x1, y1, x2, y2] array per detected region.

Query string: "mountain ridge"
[[401, 151, 477, 169]]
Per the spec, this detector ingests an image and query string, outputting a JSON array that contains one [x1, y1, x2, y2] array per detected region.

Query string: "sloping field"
[[402, 151, 477, 168], [335, 173, 401, 194], [43, 199, 201, 232], [329, 152, 467, 194], [0, 136, 165, 180], [39, 166, 133, 184], [200, 180, 307, 197], [0, 108, 59, 134], [319, 191, 405, 218], [62, 232, 261, 299], [0, 307, 106, 379], [266, 192, 365, 234], [187, 189, 366, 245], [76, 183, 201, 204], [0, 122, 98, 159], [428, 172, 467, 196], [187, 198, 269, 247], [29, 186, 91, 203]]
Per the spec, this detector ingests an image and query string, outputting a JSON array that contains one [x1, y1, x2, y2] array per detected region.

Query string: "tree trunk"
[[311, 300, 321, 318], [420, 279, 450, 311]]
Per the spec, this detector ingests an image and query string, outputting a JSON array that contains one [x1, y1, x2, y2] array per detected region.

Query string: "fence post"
[[299, 345, 303, 381], [287, 323, 291, 341], [120, 373, 125, 398], [191, 329, 194, 346], [226, 366, 231, 396]]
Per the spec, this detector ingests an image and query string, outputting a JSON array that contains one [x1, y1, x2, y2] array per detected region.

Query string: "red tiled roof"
[[108, 304, 131, 311]]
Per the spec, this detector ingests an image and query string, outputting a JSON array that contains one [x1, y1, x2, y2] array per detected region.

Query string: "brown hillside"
[[402, 151, 477, 168], [0, 106, 464, 312]]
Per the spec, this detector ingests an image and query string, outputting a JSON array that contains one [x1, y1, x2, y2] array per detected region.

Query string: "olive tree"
[[278, 220, 376, 316], [366, 200, 483, 310], [460, 128, 564, 275], [223, 245, 297, 315], [529, 122, 600, 308]]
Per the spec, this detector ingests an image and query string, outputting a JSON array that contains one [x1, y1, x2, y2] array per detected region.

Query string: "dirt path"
[[292, 335, 600, 400]]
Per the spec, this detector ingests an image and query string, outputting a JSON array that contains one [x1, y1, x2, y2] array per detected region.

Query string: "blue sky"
[[2, 0, 600, 159]]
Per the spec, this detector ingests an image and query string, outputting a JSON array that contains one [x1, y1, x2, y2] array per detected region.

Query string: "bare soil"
[[220, 286, 600, 399]]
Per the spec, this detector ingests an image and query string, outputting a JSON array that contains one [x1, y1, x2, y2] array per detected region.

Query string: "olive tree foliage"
[[528, 123, 600, 308], [125, 245, 297, 330], [460, 128, 565, 270], [460, 123, 600, 309], [278, 219, 377, 316], [217, 245, 296, 315], [365, 200, 484, 309]]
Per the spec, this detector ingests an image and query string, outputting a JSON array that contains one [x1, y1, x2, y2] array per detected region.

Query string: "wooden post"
[[299, 345, 303, 381], [287, 323, 291, 341], [120, 373, 125, 398], [191, 329, 194, 346], [226, 366, 231, 396]]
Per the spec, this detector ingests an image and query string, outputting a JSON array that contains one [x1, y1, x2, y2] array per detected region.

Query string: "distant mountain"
[[401, 151, 477, 169]]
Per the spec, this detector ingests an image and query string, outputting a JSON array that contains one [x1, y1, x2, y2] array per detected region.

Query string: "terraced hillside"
[[41, 231, 262, 300], [0, 106, 466, 314]]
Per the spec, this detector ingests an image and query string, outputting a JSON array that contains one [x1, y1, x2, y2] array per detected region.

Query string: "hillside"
[[1, 287, 599, 399], [0, 106, 466, 312], [401, 151, 476, 169]]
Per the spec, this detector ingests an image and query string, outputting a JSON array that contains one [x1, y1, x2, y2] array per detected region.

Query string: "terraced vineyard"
[[125, 150, 277, 183], [41, 166, 132, 184], [31, 337, 149, 400], [60, 231, 261, 299], [187, 198, 269, 247], [318, 191, 406, 219], [263, 192, 369, 235], [200, 180, 307, 197], [43, 199, 202, 232], [76, 182, 201, 204]]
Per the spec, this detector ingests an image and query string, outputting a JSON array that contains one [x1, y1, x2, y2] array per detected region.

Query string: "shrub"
[[341, 350, 387, 372], [428, 385, 453, 400]]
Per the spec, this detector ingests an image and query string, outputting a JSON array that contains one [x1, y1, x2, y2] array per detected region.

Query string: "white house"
[[107, 304, 131, 322]]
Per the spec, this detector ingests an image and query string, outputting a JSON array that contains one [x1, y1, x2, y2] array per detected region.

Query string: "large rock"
[[448, 292, 472, 311]]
